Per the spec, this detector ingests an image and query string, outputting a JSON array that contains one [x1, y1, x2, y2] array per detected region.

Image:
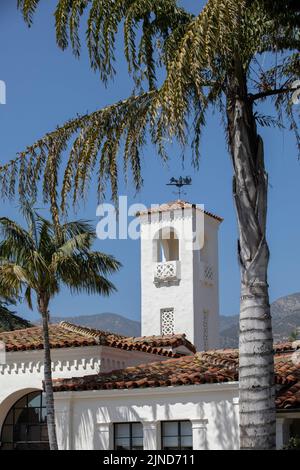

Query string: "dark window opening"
[[154, 228, 179, 262], [114, 423, 143, 450], [0, 391, 49, 450], [161, 420, 192, 450]]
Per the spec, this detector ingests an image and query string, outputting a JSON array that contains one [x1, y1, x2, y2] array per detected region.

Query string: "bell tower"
[[138, 201, 222, 352]]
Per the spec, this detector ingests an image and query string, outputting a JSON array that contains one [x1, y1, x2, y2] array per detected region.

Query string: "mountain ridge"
[[220, 292, 300, 347], [46, 312, 141, 338], [41, 293, 300, 347]]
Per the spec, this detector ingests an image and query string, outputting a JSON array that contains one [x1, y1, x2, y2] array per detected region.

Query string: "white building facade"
[[54, 384, 240, 450], [0, 200, 299, 451]]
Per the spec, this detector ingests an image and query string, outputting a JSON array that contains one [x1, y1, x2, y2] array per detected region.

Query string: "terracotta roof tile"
[[0, 321, 182, 358], [136, 200, 223, 222], [274, 341, 300, 354], [0, 324, 98, 351], [124, 333, 196, 354], [276, 382, 300, 410], [52, 351, 239, 392], [52, 344, 300, 410]]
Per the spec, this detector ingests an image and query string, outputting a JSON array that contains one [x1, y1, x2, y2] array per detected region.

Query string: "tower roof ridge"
[[137, 200, 223, 222]]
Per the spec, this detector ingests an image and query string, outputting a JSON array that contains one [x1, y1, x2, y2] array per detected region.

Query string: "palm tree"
[[0, 205, 121, 450], [0, 0, 299, 449]]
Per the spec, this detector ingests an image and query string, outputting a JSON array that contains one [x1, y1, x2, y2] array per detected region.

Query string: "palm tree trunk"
[[226, 61, 276, 450], [38, 295, 59, 450]]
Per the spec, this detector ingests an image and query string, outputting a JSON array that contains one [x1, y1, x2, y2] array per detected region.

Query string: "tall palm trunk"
[[38, 295, 59, 450], [226, 61, 276, 450]]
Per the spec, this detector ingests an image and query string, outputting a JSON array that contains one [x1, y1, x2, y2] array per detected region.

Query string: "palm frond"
[[67, 274, 116, 296], [3, 0, 297, 215], [24, 285, 33, 310], [0, 217, 35, 252], [53, 249, 121, 295], [0, 217, 49, 274], [18, 0, 192, 87], [57, 258, 118, 296], [19, 198, 40, 244], [61, 220, 95, 239], [0, 263, 37, 293], [56, 232, 92, 256], [254, 113, 285, 129], [0, 91, 157, 211], [17, 0, 42, 25]]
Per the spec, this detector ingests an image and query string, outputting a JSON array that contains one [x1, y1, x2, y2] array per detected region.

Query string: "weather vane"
[[166, 176, 192, 199]]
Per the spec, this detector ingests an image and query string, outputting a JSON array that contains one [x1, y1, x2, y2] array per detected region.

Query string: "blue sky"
[[0, 0, 300, 323]]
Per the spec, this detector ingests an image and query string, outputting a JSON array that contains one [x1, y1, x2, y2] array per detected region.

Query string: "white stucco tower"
[[139, 200, 222, 352]]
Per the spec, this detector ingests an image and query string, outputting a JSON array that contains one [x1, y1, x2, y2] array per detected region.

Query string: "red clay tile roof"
[[274, 341, 300, 354], [59, 322, 189, 357], [276, 382, 300, 410], [0, 321, 182, 358], [124, 333, 196, 354], [52, 344, 300, 410], [52, 350, 238, 392], [136, 200, 223, 222], [0, 324, 99, 351]]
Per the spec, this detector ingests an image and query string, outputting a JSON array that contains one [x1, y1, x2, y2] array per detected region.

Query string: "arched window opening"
[[154, 228, 179, 262], [0, 391, 49, 450]]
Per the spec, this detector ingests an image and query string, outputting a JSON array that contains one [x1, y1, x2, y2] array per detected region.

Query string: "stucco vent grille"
[[160, 308, 175, 335], [203, 309, 209, 351], [204, 264, 213, 281], [200, 262, 214, 285]]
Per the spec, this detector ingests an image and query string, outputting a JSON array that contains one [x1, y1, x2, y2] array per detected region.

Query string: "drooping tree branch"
[[249, 84, 300, 102]]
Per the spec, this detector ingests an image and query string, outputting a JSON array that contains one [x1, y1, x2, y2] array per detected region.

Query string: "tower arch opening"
[[153, 227, 179, 263]]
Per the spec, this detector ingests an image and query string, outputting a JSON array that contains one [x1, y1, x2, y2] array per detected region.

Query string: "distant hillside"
[[30, 293, 300, 347], [47, 312, 141, 338], [220, 293, 300, 348], [219, 315, 240, 349]]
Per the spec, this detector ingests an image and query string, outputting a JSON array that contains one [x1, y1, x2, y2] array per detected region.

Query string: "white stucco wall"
[[0, 346, 101, 434], [54, 383, 240, 450], [141, 209, 194, 342], [193, 214, 221, 350], [140, 207, 221, 351], [0, 345, 172, 435]]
